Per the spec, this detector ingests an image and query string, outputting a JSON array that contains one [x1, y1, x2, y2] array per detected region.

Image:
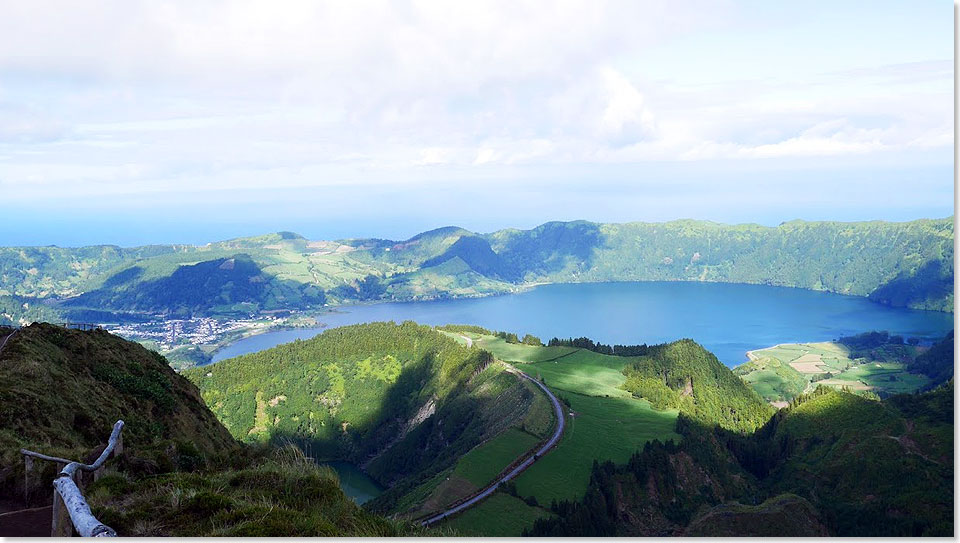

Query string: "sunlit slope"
[[469, 334, 679, 505], [1, 217, 952, 323], [183, 322, 550, 520], [736, 332, 951, 404], [526, 384, 953, 536]]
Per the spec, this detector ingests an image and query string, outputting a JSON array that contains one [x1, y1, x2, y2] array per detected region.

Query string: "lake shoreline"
[[201, 281, 953, 369]]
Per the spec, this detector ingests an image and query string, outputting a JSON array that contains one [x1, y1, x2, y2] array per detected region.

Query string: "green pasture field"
[[452, 427, 541, 487], [435, 329, 680, 533], [441, 492, 555, 536], [480, 334, 679, 503], [736, 341, 931, 403], [509, 390, 678, 506], [472, 334, 578, 363], [828, 362, 930, 394]]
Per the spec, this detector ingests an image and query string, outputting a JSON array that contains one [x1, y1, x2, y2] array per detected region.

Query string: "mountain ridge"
[[0, 216, 952, 324]]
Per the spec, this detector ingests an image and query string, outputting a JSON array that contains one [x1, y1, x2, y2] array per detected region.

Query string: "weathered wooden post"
[[21, 421, 123, 537], [23, 454, 33, 504], [51, 474, 74, 537]]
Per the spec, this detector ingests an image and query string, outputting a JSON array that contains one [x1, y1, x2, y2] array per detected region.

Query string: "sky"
[[0, 0, 953, 246]]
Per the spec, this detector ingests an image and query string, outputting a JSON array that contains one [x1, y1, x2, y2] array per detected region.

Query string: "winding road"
[[421, 366, 566, 526], [0, 328, 17, 355]]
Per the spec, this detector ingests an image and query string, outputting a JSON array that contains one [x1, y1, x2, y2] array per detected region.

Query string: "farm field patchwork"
[[735, 341, 930, 404]]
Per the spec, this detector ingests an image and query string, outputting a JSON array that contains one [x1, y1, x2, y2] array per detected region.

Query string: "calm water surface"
[[324, 461, 383, 504], [212, 281, 954, 367]]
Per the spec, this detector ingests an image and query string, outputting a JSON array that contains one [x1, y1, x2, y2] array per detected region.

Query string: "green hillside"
[[431, 329, 778, 535], [526, 384, 953, 536], [622, 339, 774, 432], [0, 323, 431, 536], [0, 323, 237, 486], [0, 217, 952, 323], [182, 322, 547, 518]]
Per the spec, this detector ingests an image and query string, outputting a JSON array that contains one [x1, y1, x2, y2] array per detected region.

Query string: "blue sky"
[[0, 1, 953, 246]]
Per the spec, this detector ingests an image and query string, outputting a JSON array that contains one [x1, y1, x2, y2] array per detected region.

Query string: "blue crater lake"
[[212, 281, 954, 367]]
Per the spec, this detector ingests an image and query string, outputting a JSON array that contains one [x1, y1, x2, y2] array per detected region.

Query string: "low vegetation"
[[735, 331, 953, 405], [0, 324, 433, 537], [527, 384, 953, 536], [0, 323, 237, 503], [87, 446, 428, 537]]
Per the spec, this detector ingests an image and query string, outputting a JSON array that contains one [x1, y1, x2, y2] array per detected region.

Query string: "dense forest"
[[622, 340, 774, 432], [0, 217, 952, 321], [838, 330, 955, 388], [527, 383, 953, 536]]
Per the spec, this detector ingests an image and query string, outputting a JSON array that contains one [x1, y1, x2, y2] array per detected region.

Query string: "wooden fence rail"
[[21, 420, 124, 537]]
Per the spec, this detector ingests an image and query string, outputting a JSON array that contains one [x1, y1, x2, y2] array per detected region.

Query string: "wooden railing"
[[21, 420, 124, 537]]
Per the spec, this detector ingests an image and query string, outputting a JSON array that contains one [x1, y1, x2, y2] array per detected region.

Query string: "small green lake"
[[324, 461, 384, 505]]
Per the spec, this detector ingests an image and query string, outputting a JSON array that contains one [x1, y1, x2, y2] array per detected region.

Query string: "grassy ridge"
[[0, 324, 427, 537], [0, 323, 238, 502], [87, 446, 429, 537], [471, 333, 679, 505], [0, 217, 952, 324], [527, 384, 953, 536]]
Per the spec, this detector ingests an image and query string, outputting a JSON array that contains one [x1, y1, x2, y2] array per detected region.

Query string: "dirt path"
[[885, 420, 940, 465], [0, 506, 52, 537]]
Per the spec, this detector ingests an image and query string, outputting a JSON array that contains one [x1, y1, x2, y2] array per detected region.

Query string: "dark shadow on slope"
[[62, 254, 326, 318], [265, 344, 519, 515], [491, 220, 603, 279], [868, 260, 953, 310], [421, 235, 520, 281], [527, 384, 954, 537]]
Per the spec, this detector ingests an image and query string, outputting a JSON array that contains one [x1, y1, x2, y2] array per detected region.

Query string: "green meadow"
[[452, 427, 541, 487], [735, 341, 930, 404], [826, 362, 930, 395], [509, 390, 678, 505], [473, 334, 679, 504], [441, 492, 555, 536]]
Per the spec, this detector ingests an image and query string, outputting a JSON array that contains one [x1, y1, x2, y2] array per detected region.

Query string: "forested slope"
[[183, 322, 542, 512], [622, 339, 774, 432], [527, 384, 953, 536], [0, 217, 952, 322], [0, 323, 430, 536]]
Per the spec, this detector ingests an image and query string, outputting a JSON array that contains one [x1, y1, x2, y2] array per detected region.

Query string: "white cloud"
[[0, 0, 951, 204]]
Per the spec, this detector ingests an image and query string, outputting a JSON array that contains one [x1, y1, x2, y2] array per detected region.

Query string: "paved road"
[[421, 367, 566, 526], [0, 328, 17, 355]]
